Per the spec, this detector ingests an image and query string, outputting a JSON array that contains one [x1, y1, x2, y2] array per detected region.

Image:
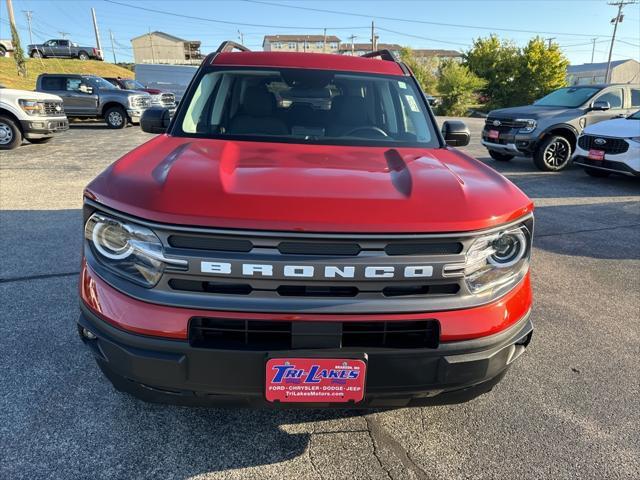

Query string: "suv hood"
[[489, 104, 582, 120], [584, 118, 640, 138], [86, 136, 532, 233]]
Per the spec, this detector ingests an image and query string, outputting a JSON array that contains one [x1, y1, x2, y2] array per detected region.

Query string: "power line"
[[376, 26, 469, 48]]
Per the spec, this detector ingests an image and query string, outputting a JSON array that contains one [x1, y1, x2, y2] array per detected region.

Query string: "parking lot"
[[1, 118, 638, 480]]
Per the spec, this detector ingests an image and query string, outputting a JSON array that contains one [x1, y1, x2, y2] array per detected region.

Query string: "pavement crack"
[[307, 424, 324, 480], [365, 415, 432, 480], [364, 415, 393, 480], [0, 271, 79, 284]]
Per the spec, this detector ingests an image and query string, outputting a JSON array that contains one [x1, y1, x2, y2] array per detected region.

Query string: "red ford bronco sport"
[[79, 42, 534, 408]]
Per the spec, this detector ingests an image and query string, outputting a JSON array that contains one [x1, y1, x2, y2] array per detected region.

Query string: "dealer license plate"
[[588, 149, 605, 161], [265, 358, 366, 403], [488, 129, 500, 139]]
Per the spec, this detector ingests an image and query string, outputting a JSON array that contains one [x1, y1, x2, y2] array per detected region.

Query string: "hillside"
[[0, 58, 133, 91]]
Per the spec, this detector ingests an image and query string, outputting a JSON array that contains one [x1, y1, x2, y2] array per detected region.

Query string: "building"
[[567, 59, 640, 85], [413, 49, 463, 64], [339, 43, 403, 56], [263, 35, 341, 53], [131, 31, 202, 65]]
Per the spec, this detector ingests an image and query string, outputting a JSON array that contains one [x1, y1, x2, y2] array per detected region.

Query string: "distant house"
[[567, 59, 640, 85], [412, 49, 463, 64], [131, 31, 202, 65], [339, 43, 403, 56], [263, 35, 341, 54]]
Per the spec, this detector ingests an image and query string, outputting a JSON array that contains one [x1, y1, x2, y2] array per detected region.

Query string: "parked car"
[[0, 83, 68, 150], [78, 43, 534, 409], [482, 84, 640, 171], [573, 109, 640, 177], [134, 63, 198, 102], [103, 77, 177, 114], [28, 39, 103, 61], [36, 74, 151, 128], [0, 39, 14, 57]]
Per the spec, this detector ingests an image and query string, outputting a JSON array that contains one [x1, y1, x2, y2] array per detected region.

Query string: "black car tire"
[[0, 115, 23, 150], [534, 135, 572, 171], [78, 51, 89, 61], [30, 50, 43, 58], [584, 167, 611, 178], [0, 45, 6, 57], [27, 137, 54, 144], [104, 106, 127, 129], [489, 150, 514, 162]]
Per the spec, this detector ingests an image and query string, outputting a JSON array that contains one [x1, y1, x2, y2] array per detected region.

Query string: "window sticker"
[[405, 95, 420, 112], [398, 81, 407, 89]]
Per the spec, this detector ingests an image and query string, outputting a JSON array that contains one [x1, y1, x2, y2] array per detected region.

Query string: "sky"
[[1, 0, 639, 65]]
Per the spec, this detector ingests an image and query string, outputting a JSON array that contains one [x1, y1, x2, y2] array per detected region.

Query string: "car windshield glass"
[[177, 68, 438, 147], [534, 87, 600, 107], [89, 77, 117, 90], [628, 110, 640, 120], [122, 80, 145, 90]]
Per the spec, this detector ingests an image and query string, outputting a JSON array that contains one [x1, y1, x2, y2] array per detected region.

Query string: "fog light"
[[31, 122, 45, 128], [81, 327, 97, 340]]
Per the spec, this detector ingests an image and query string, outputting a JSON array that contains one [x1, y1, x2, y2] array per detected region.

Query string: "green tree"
[[399, 47, 438, 95], [464, 35, 520, 109], [514, 37, 569, 105], [436, 60, 485, 116]]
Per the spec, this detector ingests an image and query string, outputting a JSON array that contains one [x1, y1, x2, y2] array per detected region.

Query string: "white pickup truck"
[[0, 84, 69, 150]]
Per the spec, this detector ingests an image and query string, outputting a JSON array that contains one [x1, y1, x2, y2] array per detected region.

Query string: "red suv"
[[79, 42, 534, 408]]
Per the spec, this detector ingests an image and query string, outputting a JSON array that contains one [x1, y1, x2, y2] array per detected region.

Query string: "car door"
[[56, 40, 71, 57], [585, 87, 626, 127], [63, 78, 99, 116], [626, 87, 640, 116], [42, 40, 57, 57]]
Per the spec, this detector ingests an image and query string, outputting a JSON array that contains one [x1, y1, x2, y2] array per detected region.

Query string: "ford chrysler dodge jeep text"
[[78, 43, 534, 408], [482, 84, 640, 171]]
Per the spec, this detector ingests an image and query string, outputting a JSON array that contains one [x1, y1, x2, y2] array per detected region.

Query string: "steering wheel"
[[344, 126, 389, 138]]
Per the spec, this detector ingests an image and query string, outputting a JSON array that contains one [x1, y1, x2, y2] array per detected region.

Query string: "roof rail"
[[216, 41, 251, 53], [361, 49, 397, 62]]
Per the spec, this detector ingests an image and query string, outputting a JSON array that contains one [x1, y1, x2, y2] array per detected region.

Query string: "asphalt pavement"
[[1, 119, 639, 480]]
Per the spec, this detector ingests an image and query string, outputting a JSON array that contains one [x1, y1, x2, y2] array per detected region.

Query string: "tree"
[[464, 35, 520, 109], [436, 60, 485, 116], [399, 47, 438, 95], [514, 37, 569, 105]]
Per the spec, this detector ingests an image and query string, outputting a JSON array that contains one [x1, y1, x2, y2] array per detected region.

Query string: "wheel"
[[0, 115, 22, 150], [584, 167, 611, 178], [489, 150, 514, 162], [78, 51, 89, 61], [26, 137, 54, 144], [0, 45, 6, 57], [104, 106, 127, 129], [30, 50, 43, 58], [534, 135, 572, 171]]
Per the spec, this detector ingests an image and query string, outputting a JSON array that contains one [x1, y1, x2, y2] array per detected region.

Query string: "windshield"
[[629, 110, 640, 120], [176, 68, 438, 147], [534, 87, 601, 108], [87, 77, 117, 90], [122, 79, 145, 90]]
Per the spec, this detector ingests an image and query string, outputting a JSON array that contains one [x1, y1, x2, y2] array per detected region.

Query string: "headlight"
[[19, 99, 46, 115], [516, 119, 537, 134], [463, 221, 532, 295], [85, 212, 185, 287]]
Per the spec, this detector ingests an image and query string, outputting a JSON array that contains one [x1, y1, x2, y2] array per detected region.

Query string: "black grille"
[[189, 318, 439, 350], [168, 235, 253, 252], [161, 93, 176, 106], [578, 135, 629, 154], [43, 101, 65, 116], [485, 117, 527, 130]]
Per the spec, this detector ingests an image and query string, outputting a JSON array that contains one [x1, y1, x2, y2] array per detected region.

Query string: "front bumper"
[[78, 301, 533, 408], [126, 109, 147, 124], [573, 144, 640, 176], [481, 129, 537, 156], [20, 117, 69, 139]]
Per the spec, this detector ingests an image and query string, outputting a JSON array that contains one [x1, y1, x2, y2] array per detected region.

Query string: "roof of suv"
[[211, 51, 406, 76]]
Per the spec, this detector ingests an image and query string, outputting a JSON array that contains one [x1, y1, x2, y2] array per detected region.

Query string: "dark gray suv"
[[482, 84, 640, 171]]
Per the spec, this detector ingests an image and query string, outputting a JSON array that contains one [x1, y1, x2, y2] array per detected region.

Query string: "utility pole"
[[237, 29, 244, 45], [58, 31, 70, 39], [371, 21, 376, 52], [348, 34, 356, 55], [545, 37, 556, 49], [590, 38, 597, 63], [22, 10, 33, 45], [6, 0, 26, 76], [109, 30, 117, 63], [605, 1, 636, 83], [323, 28, 327, 53], [91, 8, 103, 55]]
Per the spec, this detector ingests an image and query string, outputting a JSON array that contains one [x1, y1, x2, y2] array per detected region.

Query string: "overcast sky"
[[1, 0, 639, 64]]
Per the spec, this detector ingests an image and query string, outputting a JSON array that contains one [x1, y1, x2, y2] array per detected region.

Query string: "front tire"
[[0, 115, 22, 150], [78, 51, 89, 61], [584, 167, 611, 178], [30, 50, 43, 58], [489, 150, 515, 162], [0, 45, 7, 57], [104, 106, 127, 129], [534, 135, 572, 171]]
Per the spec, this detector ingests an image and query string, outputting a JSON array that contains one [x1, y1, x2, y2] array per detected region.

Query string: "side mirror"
[[79, 84, 93, 94], [441, 120, 470, 147], [141, 107, 171, 134], [591, 100, 610, 111]]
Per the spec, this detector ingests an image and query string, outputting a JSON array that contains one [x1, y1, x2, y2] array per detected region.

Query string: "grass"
[[0, 58, 134, 91]]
